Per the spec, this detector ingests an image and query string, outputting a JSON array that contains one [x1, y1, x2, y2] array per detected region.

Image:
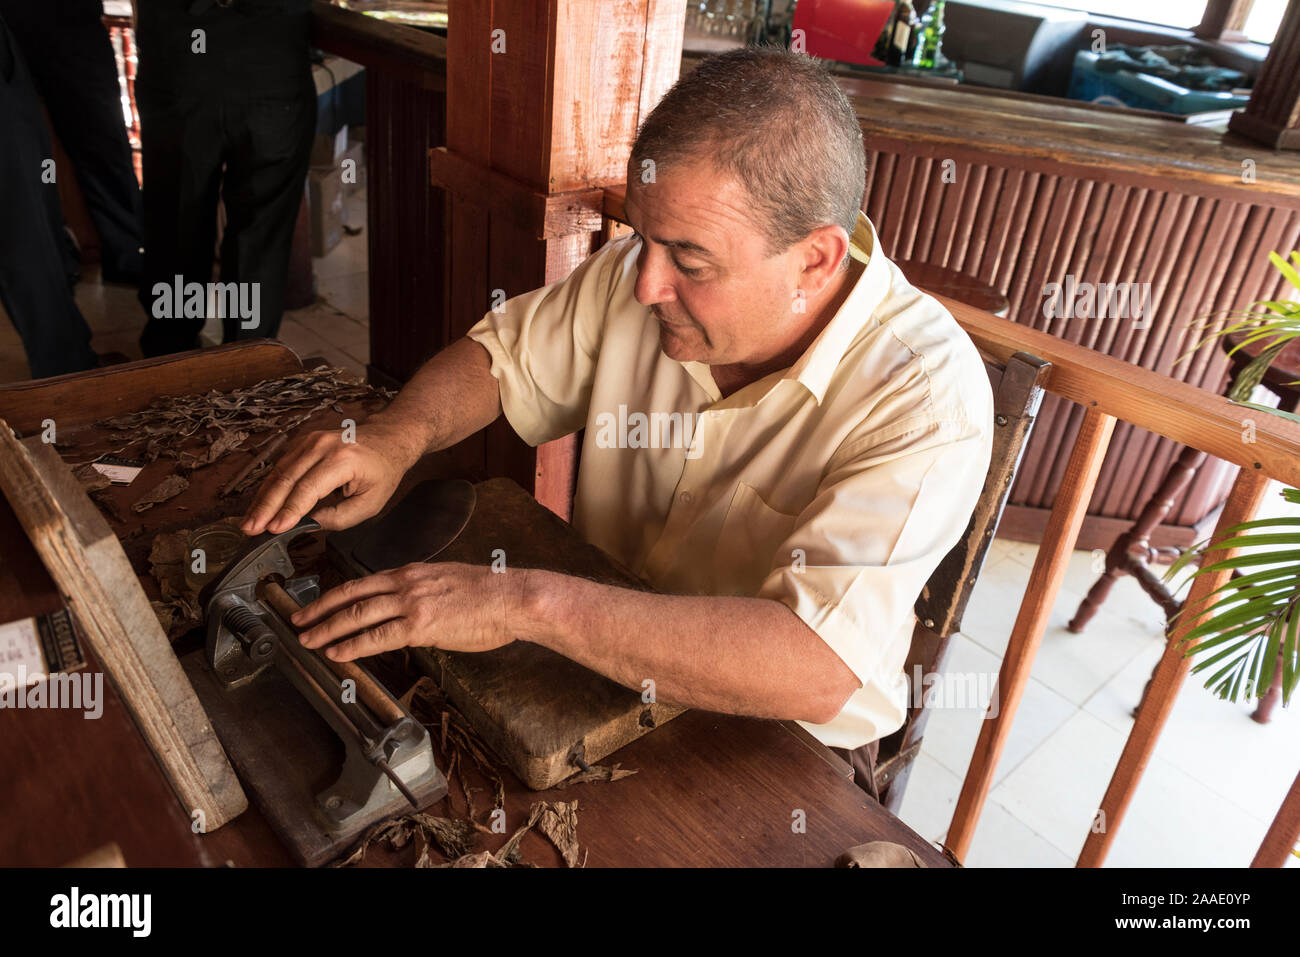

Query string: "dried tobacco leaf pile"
[[86, 367, 393, 471], [332, 675, 631, 868], [334, 801, 583, 869]]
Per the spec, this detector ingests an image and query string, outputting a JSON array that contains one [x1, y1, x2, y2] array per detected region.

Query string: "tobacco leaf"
[[89, 489, 131, 526], [149, 600, 177, 635], [495, 804, 544, 867], [224, 458, 271, 496], [332, 812, 489, 868], [131, 475, 189, 512], [413, 833, 434, 869], [95, 367, 393, 467], [489, 801, 581, 868], [149, 530, 190, 565], [534, 801, 582, 868], [416, 813, 487, 860], [403, 676, 506, 821], [73, 463, 112, 493], [556, 763, 638, 787], [178, 428, 249, 470]]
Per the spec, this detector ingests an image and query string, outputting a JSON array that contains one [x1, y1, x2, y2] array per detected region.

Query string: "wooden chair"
[[874, 351, 1051, 812]]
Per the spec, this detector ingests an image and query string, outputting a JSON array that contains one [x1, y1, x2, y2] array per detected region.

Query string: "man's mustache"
[[651, 305, 693, 327]]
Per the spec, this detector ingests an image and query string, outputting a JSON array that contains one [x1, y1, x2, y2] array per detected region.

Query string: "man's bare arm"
[[242, 337, 501, 534], [291, 560, 861, 724], [366, 336, 503, 462], [520, 570, 861, 725]]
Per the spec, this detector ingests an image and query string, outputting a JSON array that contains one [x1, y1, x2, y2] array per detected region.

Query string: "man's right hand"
[[240, 423, 414, 536]]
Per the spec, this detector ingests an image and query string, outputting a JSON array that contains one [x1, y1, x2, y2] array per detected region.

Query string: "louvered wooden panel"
[[864, 149, 1300, 543]]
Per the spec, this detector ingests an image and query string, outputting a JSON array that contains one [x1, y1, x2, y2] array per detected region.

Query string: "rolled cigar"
[[262, 581, 405, 727], [221, 433, 288, 497]]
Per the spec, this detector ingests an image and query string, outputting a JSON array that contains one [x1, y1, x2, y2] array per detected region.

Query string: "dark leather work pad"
[[404, 478, 683, 790]]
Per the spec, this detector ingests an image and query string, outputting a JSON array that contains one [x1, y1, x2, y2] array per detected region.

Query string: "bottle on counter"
[[910, 0, 947, 70], [872, 0, 920, 68]]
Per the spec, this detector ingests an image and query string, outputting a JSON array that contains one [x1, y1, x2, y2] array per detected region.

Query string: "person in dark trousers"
[[0, 0, 144, 285], [134, 0, 315, 356], [0, 13, 99, 379]]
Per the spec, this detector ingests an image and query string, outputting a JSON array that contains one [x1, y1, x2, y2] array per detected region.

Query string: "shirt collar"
[[782, 211, 890, 404]]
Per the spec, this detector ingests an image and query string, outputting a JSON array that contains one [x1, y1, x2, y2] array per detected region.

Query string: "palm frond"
[[1177, 252, 1300, 400], [1169, 485, 1300, 707], [1168, 255, 1300, 706]]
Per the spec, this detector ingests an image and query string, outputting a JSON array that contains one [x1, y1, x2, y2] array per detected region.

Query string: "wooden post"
[[1252, 765, 1300, 867], [1227, 0, 1300, 150], [1078, 467, 1273, 866], [440, 0, 686, 518], [946, 406, 1116, 860], [1194, 0, 1253, 40]]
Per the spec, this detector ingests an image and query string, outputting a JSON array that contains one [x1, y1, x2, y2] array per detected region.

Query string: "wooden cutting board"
[[406, 479, 683, 789]]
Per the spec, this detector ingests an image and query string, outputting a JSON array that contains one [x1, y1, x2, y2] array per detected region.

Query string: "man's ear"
[[799, 224, 851, 295]]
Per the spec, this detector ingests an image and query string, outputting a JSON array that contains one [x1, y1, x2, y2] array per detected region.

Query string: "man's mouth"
[[652, 307, 692, 329]]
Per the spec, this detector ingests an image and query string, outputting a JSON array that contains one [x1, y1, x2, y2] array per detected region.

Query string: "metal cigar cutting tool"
[[182, 479, 476, 865]]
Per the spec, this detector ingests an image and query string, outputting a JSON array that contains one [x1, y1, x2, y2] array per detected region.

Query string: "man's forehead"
[[625, 168, 753, 252]]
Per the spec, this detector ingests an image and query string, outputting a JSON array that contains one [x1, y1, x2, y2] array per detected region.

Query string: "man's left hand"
[[291, 562, 526, 661]]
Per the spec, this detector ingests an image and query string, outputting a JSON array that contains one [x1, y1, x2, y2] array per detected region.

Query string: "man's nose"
[[633, 247, 676, 307]]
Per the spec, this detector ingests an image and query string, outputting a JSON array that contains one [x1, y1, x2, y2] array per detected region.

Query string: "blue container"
[[1067, 50, 1249, 115]]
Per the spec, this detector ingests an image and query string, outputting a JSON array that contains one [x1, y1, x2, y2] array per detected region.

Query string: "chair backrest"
[[876, 351, 1050, 810], [914, 350, 1051, 639]]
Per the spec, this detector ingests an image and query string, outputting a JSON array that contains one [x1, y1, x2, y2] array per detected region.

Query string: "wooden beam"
[[442, 0, 685, 519], [0, 427, 248, 831], [1078, 467, 1272, 866], [1228, 0, 1300, 150], [945, 406, 1116, 860], [430, 147, 604, 240]]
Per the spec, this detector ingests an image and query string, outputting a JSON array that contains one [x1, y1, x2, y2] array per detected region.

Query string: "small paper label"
[[92, 455, 146, 486], [0, 618, 47, 690]]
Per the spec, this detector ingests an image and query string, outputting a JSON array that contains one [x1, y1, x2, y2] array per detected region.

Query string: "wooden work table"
[[0, 343, 947, 868]]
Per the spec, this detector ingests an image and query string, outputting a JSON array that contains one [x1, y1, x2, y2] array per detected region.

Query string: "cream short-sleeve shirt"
[[468, 212, 993, 749]]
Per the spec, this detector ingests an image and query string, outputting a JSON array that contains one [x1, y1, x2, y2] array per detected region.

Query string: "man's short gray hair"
[[629, 46, 866, 259]]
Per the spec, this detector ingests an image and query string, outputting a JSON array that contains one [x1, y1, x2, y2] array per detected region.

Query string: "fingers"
[[322, 619, 411, 662], [262, 454, 360, 535], [298, 594, 406, 650], [310, 487, 388, 532], [293, 573, 399, 631], [240, 434, 329, 535]]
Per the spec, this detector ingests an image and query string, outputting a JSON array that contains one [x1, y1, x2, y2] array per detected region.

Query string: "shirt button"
[[679, 490, 694, 506]]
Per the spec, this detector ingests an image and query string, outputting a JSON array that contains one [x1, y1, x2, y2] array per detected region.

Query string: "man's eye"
[[673, 259, 702, 277]]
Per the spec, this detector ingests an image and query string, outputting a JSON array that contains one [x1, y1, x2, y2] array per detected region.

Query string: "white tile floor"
[[897, 496, 1300, 868]]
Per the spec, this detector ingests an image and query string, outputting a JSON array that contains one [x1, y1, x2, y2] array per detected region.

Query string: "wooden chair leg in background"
[[1069, 445, 1207, 633]]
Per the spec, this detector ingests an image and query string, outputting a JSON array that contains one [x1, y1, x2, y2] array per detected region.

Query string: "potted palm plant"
[[1171, 250, 1300, 709]]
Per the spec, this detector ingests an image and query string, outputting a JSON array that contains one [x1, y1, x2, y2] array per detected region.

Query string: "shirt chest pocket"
[[712, 482, 800, 595]]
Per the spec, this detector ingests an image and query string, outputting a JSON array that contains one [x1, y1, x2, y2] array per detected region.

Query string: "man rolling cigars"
[[242, 48, 993, 801]]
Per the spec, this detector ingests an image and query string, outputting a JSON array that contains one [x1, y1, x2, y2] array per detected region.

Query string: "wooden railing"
[[602, 186, 1300, 867], [940, 300, 1300, 868]]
